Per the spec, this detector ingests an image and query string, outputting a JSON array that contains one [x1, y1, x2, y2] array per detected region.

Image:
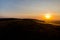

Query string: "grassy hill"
[[0, 18, 60, 39]]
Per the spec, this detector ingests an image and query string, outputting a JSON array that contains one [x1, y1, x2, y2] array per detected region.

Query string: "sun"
[[45, 14, 51, 19], [44, 14, 51, 20]]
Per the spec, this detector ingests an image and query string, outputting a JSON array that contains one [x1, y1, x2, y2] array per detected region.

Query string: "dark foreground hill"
[[0, 18, 60, 40]]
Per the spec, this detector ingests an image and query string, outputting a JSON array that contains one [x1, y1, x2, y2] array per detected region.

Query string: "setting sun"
[[45, 14, 51, 19]]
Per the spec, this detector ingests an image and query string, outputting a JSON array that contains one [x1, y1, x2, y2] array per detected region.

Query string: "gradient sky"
[[0, 0, 60, 20]]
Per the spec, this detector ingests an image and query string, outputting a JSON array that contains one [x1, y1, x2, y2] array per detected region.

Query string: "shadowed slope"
[[0, 18, 60, 39]]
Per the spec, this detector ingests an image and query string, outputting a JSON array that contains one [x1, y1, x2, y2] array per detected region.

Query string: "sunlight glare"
[[45, 14, 51, 19]]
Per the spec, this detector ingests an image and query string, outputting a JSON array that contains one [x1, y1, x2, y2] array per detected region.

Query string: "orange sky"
[[0, 0, 60, 21]]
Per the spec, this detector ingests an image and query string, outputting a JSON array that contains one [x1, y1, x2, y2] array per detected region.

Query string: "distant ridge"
[[0, 18, 45, 22]]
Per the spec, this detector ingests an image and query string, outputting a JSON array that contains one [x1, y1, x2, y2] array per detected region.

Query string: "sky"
[[0, 0, 60, 20]]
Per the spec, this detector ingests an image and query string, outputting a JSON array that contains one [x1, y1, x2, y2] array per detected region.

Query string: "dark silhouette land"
[[0, 18, 60, 39]]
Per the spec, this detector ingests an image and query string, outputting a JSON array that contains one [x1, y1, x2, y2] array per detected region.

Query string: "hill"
[[0, 18, 60, 39]]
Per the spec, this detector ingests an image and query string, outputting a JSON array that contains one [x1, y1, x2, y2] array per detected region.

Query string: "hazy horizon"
[[0, 0, 60, 20]]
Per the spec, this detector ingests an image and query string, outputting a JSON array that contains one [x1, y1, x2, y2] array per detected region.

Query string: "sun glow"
[[42, 13, 52, 22], [43, 13, 53, 21], [45, 14, 51, 19], [38, 12, 54, 21]]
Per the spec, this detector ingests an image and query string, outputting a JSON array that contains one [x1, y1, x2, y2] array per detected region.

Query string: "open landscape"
[[0, 18, 60, 39], [0, 0, 60, 39]]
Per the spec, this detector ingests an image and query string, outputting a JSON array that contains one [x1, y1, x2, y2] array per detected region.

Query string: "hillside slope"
[[0, 18, 60, 39]]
